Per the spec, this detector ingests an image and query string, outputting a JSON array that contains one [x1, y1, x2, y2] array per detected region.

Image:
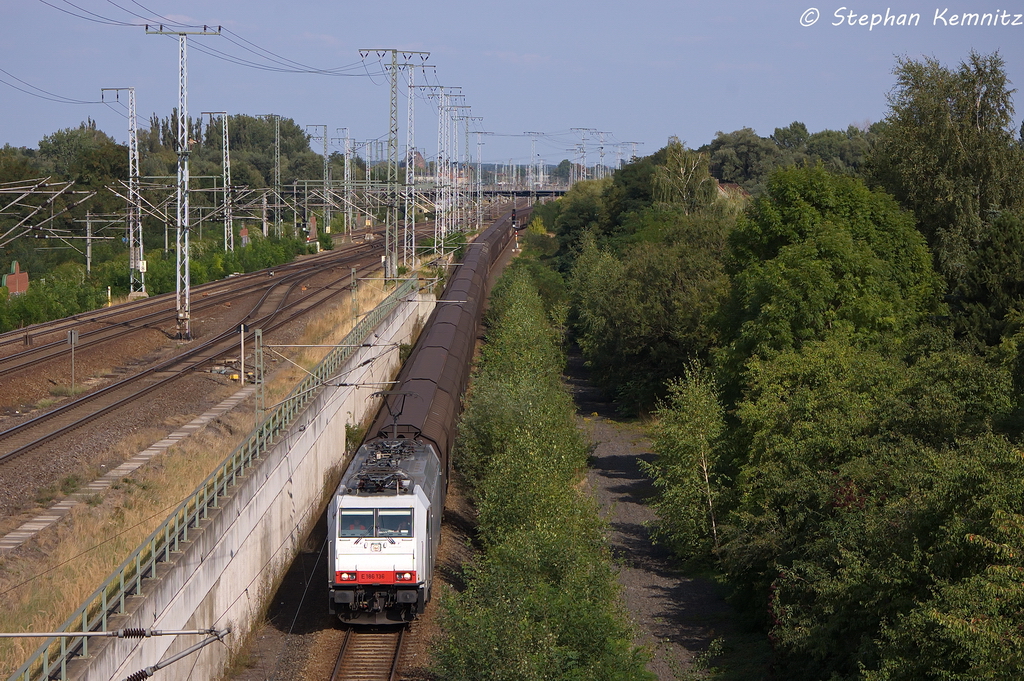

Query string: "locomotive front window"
[[378, 509, 413, 537], [338, 509, 413, 538], [339, 510, 374, 538]]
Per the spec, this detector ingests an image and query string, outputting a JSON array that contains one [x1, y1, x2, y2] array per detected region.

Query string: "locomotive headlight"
[[336, 571, 356, 582]]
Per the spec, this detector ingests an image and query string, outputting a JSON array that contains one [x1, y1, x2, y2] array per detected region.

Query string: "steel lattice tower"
[[411, 83, 442, 248], [571, 128, 595, 183], [435, 87, 447, 247], [405, 65, 414, 266], [525, 131, 545, 204], [204, 112, 233, 251], [596, 131, 608, 180], [361, 49, 429, 277], [475, 131, 488, 229], [463, 115, 482, 226], [223, 114, 233, 250], [103, 87, 144, 293], [175, 35, 191, 338], [274, 114, 281, 233], [450, 103, 469, 232], [147, 24, 220, 339], [339, 128, 352, 236], [259, 114, 282, 235], [306, 125, 329, 239]]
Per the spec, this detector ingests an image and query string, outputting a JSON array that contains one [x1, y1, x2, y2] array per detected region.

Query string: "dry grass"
[[262, 274, 389, 409], [0, 277, 393, 677]]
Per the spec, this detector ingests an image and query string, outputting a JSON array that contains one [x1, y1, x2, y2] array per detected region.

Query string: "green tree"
[[705, 127, 786, 193], [720, 331, 1018, 679], [550, 158, 572, 181], [38, 119, 114, 179], [551, 178, 610, 257], [652, 137, 717, 213], [570, 208, 731, 410], [770, 121, 809, 151], [642, 362, 724, 558], [717, 167, 942, 394], [871, 51, 1024, 304]]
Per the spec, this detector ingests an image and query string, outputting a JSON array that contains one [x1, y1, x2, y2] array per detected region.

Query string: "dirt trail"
[[565, 350, 733, 680]]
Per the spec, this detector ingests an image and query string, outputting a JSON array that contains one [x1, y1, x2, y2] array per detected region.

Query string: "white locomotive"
[[327, 435, 444, 623]]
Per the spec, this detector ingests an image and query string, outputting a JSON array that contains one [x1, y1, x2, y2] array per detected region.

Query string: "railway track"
[[0, 248, 383, 464], [0, 238, 382, 380], [329, 627, 406, 681]]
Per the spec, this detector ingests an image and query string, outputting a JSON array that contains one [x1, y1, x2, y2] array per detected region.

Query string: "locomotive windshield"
[[339, 509, 413, 538], [378, 509, 413, 537], [339, 510, 374, 537]]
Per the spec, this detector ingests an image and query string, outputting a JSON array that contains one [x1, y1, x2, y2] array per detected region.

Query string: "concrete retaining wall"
[[68, 292, 435, 681]]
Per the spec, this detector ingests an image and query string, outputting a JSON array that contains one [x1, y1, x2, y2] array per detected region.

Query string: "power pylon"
[[306, 125, 329, 238], [412, 83, 444, 247], [524, 131, 545, 203], [449, 103, 471, 232], [594, 131, 610, 180], [570, 128, 596, 182], [406, 63, 414, 265], [434, 87, 447, 248], [273, 114, 281, 233], [258, 114, 282, 234], [623, 141, 643, 161], [463, 115, 483, 221], [202, 112, 232, 251], [337, 127, 352, 236], [101, 86, 144, 294], [224, 114, 233, 248], [475, 131, 493, 229], [404, 64, 435, 265], [360, 49, 430, 278], [147, 24, 221, 340]]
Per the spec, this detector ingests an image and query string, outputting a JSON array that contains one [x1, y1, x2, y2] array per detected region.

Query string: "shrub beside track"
[[432, 263, 653, 681]]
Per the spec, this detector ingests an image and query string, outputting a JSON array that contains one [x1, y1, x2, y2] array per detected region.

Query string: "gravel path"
[[564, 349, 734, 680]]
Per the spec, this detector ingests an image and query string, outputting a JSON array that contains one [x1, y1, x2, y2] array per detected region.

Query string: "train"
[[327, 208, 521, 624]]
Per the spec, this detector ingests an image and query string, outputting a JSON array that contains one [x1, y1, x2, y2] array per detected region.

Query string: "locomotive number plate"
[[357, 571, 394, 584]]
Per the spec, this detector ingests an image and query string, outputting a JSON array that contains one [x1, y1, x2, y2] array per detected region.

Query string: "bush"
[[433, 264, 652, 681]]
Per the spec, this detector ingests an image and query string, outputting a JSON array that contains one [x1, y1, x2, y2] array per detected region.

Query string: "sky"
[[2, 0, 1024, 165]]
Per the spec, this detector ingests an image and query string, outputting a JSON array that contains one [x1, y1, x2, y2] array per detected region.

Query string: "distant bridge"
[[478, 187, 567, 198]]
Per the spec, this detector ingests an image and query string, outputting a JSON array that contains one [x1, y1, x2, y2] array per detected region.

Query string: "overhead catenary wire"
[[0, 66, 104, 104], [26, 0, 632, 169], [33, 0, 384, 78]]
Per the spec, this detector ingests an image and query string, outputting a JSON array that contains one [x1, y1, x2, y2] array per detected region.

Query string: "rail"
[[9, 277, 420, 681]]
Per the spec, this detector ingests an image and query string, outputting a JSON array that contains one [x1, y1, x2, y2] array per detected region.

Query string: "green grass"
[[60, 475, 83, 495], [49, 384, 88, 398]]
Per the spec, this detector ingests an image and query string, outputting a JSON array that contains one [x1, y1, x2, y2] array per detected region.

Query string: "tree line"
[[0, 113, 346, 330], [434, 263, 652, 681], [525, 50, 1024, 678]]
